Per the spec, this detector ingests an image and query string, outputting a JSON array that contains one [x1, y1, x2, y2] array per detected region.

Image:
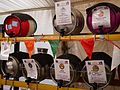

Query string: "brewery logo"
[[92, 65, 99, 72], [28, 63, 33, 68], [98, 10, 104, 17], [59, 63, 64, 69]]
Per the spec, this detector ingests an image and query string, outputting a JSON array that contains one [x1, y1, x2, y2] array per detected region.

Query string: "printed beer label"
[[55, 0, 72, 25], [54, 59, 70, 81], [86, 60, 107, 83], [92, 6, 111, 29]]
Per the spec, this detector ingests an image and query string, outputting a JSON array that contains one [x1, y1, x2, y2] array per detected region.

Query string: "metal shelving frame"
[[0, 33, 120, 90]]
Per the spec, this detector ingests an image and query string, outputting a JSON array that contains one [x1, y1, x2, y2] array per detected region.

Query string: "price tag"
[[55, 0, 72, 25], [22, 59, 38, 79], [86, 60, 107, 83], [54, 59, 70, 81], [0, 41, 11, 60]]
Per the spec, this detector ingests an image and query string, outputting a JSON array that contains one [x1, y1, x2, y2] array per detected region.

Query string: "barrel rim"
[[0, 56, 20, 78], [86, 2, 120, 14]]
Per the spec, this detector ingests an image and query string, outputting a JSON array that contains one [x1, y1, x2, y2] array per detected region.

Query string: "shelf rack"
[[0, 33, 120, 89], [0, 33, 120, 42], [0, 75, 86, 90]]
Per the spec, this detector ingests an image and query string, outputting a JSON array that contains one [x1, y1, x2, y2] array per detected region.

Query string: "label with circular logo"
[[54, 59, 70, 81]]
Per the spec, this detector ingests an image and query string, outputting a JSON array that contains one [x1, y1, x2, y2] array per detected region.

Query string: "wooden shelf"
[[0, 33, 120, 42], [0, 75, 87, 90]]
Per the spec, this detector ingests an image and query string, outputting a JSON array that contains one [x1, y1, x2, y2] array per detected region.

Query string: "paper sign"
[[111, 45, 120, 70], [54, 59, 70, 81], [22, 59, 38, 79], [7, 24, 12, 30], [55, 0, 72, 25], [0, 41, 11, 60], [92, 6, 111, 29], [12, 21, 18, 27], [86, 60, 107, 83]]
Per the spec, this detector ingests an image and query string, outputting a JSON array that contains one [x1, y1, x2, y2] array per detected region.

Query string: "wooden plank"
[[0, 78, 87, 90]]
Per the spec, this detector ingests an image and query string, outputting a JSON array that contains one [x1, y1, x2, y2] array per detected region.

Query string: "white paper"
[[111, 45, 120, 70], [54, 59, 70, 81], [86, 60, 107, 83], [92, 6, 111, 29], [7, 24, 12, 30], [0, 41, 11, 60], [55, 0, 72, 25], [12, 21, 18, 27], [22, 59, 38, 79]]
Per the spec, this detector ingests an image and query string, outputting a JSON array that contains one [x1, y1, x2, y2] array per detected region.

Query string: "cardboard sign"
[[86, 60, 107, 83], [92, 6, 111, 29], [0, 41, 11, 60], [55, 0, 72, 25], [22, 59, 38, 79], [54, 59, 70, 81]]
